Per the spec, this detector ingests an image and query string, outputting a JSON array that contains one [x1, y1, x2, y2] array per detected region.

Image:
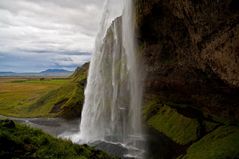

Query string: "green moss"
[[182, 126, 239, 159], [147, 105, 199, 145], [143, 97, 161, 120], [71, 63, 89, 82], [143, 96, 200, 145], [59, 82, 85, 119], [0, 120, 116, 159]]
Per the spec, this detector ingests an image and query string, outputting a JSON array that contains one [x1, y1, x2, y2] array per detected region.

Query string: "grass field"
[[0, 77, 69, 117]]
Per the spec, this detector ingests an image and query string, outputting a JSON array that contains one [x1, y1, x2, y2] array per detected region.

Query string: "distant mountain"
[[39, 69, 73, 77], [0, 72, 16, 76], [0, 71, 15, 74], [0, 69, 73, 77], [40, 69, 71, 74]]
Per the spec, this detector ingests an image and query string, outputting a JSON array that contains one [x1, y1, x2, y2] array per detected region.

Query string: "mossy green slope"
[[0, 120, 116, 159], [144, 96, 200, 145], [29, 63, 89, 119], [144, 95, 239, 158], [146, 104, 199, 145], [181, 126, 239, 159]]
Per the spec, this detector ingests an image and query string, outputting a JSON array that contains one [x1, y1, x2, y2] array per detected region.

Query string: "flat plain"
[[0, 77, 69, 117]]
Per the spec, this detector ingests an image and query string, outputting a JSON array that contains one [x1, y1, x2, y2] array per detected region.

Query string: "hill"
[[40, 69, 72, 76], [40, 69, 70, 73], [29, 63, 89, 119]]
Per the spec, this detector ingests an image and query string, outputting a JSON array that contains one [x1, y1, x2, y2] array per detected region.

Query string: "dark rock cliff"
[[135, 0, 239, 158]]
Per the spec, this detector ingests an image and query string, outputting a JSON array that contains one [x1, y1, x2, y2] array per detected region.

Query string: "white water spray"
[[68, 0, 145, 158]]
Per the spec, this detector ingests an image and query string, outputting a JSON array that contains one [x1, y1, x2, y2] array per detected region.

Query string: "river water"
[[0, 115, 80, 137]]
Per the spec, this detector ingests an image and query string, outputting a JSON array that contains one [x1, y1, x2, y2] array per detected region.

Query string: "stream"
[[0, 115, 80, 136], [0, 115, 141, 159]]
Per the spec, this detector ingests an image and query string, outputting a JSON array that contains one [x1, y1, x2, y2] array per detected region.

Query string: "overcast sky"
[[0, 0, 122, 72]]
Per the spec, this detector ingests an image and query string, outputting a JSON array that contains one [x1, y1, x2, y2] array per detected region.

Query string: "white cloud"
[[0, 0, 122, 72]]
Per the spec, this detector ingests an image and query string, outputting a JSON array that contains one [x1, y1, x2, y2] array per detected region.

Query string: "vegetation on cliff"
[[147, 105, 199, 145], [29, 63, 89, 119], [144, 96, 239, 159], [181, 126, 239, 159], [0, 119, 116, 159]]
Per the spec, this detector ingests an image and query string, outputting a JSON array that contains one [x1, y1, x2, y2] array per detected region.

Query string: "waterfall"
[[68, 0, 145, 158]]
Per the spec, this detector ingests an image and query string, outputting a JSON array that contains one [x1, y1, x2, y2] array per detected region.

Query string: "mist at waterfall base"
[[60, 0, 146, 158]]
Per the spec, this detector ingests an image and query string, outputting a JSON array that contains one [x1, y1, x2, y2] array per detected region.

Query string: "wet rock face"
[[136, 0, 239, 122]]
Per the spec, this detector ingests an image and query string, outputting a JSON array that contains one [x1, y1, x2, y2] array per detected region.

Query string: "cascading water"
[[64, 0, 145, 158]]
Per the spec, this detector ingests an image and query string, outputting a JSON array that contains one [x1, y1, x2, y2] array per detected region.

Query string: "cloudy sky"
[[0, 0, 122, 72]]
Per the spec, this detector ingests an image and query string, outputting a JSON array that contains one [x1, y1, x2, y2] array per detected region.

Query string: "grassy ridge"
[[29, 80, 85, 119], [28, 63, 89, 119], [144, 95, 239, 159], [147, 105, 199, 145], [0, 120, 116, 159], [181, 126, 239, 159], [144, 96, 199, 145]]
